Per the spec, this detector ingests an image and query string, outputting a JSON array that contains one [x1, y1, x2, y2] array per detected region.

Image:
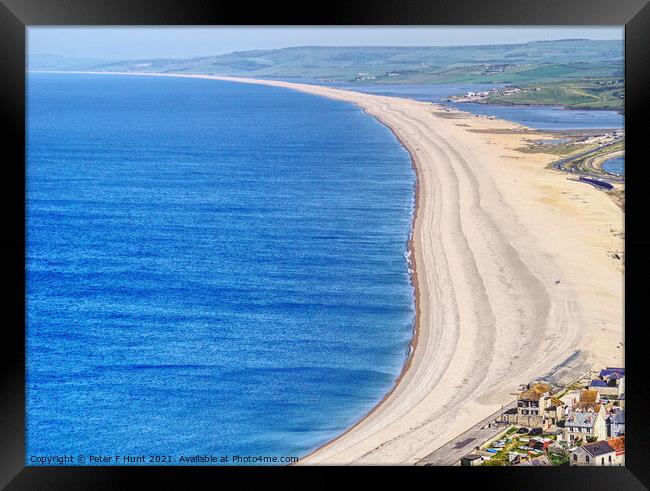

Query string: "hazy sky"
[[28, 26, 624, 60]]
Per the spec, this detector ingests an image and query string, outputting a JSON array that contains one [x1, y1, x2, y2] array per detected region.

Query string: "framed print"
[[1, 0, 648, 488]]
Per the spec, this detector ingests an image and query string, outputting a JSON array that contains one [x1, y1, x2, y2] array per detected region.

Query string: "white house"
[[570, 436, 625, 466], [570, 440, 615, 466], [563, 410, 607, 444]]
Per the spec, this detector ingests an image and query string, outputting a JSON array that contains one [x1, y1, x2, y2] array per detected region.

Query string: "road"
[[416, 400, 517, 466], [551, 140, 624, 184]]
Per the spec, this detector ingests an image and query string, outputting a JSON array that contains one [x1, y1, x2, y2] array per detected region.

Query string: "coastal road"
[[416, 400, 517, 466], [551, 140, 624, 183], [552, 140, 620, 170]]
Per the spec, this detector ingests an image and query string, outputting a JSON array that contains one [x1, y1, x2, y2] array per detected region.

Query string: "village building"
[[570, 390, 606, 415], [564, 410, 607, 444], [579, 388, 600, 404], [607, 409, 625, 438], [543, 396, 566, 426], [589, 379, 618, 398], [599, 367, 625, 379], [607, 436, 625, 465], [571, 440, 616, 466], [589, 367, 625, 400], [460, 454, 489, 466], [507, 451, 528, 465], [529, 437, 553, 452], [561, 387, 598, 409], [570, 436, 625, 466], [563, 389, 608, 444], [503, 382, 564, 429], [515, 455, 552, 466]]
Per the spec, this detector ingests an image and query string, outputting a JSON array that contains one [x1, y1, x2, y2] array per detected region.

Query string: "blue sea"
[[26, 73, 416, 464], [602, 155, 625, 176]]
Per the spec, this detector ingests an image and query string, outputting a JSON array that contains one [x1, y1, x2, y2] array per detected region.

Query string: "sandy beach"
[[48, 71, 624, 464]]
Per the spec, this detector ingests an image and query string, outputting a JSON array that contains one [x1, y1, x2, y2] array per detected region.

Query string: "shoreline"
[[33, 71, 624, 464], [298, 106, 425, 463], [592, 150, 625, 176]]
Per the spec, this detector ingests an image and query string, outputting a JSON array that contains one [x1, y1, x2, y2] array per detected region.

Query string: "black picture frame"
[[1, 1, 648, 488]]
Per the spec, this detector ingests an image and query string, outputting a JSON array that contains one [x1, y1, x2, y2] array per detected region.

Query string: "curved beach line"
[[36, 71, 624, 465]]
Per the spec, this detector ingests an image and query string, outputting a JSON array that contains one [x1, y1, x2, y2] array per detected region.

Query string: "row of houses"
[[566, 367, 625, 466], [504, 368, 625, 443], [462, 367, 625, 466], [447, 86, 522, 103]]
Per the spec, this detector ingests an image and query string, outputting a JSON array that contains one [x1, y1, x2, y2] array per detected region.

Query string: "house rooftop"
[[531, 382, 552, 394], [462, 454, 483, 461], [518, 382, 552, 401], [518, 389, 542, 401], [599, 368, 625, 378], [589, 380, 609, 387], [580, 389, 600, 403], [607, 436, 625, 454], [565, 412, 599, 428], [582, 440, 615, 457], [516, 455, 552, 466], [573, 402, 601, 413]]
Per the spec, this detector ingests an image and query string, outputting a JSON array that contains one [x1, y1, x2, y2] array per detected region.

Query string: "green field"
[[485, 78, 624, 110]]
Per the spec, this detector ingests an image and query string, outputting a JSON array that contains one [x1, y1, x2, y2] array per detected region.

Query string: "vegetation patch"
[[486, 78, 624, 111]]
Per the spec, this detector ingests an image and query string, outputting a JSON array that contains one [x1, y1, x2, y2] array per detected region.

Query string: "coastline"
[[592, 150, 625, 176], [33, 71, 624, 464], [297, 106, 425, 463]]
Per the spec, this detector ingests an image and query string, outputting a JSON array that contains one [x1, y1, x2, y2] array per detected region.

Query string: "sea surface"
[[26, 73, 416, 464], [602, 155, 625, 176]]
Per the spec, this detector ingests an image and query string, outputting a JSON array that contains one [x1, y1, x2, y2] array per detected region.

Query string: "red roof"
[[579, 389, 599, 403], [607, 436, 625, 455]]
